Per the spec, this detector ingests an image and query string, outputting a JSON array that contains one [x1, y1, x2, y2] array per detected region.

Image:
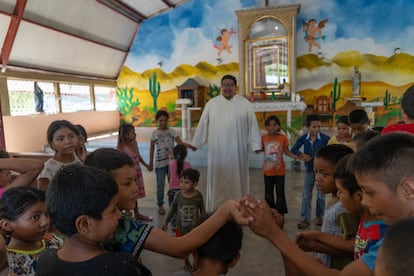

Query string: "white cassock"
[[191, 94, 262, 211]]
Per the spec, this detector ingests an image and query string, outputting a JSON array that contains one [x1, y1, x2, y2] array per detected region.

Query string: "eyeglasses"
[[221, 83, 236, 88]]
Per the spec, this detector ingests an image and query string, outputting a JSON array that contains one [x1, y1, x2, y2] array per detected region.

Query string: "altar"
[[252, 101, 307, 127]]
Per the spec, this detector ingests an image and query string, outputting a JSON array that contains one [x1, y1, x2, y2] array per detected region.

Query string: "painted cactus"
[[384, 89, 391, 109], [207, 83, 220, 101], [149, 71, 161, 112], [116, 86, 140, 123], [330, 77, 341, 111]]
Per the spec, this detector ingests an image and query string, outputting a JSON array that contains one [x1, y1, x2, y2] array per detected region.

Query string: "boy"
[[374, 218, 414, 276], [36, 164, 151, 275], [291, 114, 330, 229], [173, 215, 243, 276], [348, 109, 370, 136], [162, 169, 205, 272], [381, 84, 414, 134], [84, 148, 252, 263], [242, 132, 414, 275]]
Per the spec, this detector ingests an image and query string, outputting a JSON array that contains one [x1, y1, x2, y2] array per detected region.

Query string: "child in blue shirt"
[[291, 114, 330, 229]]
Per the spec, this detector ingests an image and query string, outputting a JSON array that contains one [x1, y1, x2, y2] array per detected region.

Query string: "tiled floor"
[[88, 127, 327, 275]]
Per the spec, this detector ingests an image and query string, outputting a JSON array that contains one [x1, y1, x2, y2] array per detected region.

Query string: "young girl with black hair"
[[0, 187, 63, 275]]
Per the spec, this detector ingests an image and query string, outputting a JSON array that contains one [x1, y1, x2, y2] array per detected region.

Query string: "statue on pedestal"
[[352, 66, 362, 97]]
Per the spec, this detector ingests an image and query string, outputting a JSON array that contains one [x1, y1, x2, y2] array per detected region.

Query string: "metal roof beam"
[[96, 0, 147, 22], [0, 0, 27, 72]]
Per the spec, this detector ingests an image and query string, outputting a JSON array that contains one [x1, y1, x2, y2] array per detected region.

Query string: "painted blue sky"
[[125, 0, 414, 73]]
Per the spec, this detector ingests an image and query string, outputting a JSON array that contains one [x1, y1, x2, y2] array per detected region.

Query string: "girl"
[[166, 144, 192, 231], [117, 123, 152, 221], [260, 115, 299, 224], [37, 120, 82, 190], [0, 186, 63, 275], [328, 116, 352, 145], [75, 124, 88, 162], [148, 110, 194, 215]]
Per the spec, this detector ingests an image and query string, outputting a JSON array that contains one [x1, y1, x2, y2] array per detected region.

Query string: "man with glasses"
[[191, 74, 261, 211]]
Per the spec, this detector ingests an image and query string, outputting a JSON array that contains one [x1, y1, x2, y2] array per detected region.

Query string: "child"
[[291, 114, 330, 229], [334, 155, 387, 260], [0, 151, 43, 197], [117, 123, 151, 221], [348, 109, 370, 136], [374, 218, 414, 276], [167, 144, 192, 231], [328, 116, 352, 145], [242, 132, 414, 275], [148, 110, 194, 215], [84, 148, 252, 264], [0, 186, 63, 275], [162, 169, 205, 272], [172, 215, 243, 276], [296, 144, 359, 269], [260, 115, 299, 222], [381, 84, 414, 135], [37, 120, 82, 190], [348, 129, 379, 152], [75, 124, 88, 162], [35, 164, 151, 275]]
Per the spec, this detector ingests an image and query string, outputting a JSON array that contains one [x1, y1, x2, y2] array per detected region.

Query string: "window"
[[95, 86, 117, 111], [7, 79, 56, 115], [60, 83, 92, 113]]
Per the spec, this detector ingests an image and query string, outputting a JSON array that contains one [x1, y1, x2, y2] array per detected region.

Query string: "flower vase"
[[250, 92, 255, 102], [271, 91, 276, 101]]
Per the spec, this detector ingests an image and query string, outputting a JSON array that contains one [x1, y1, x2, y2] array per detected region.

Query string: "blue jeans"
[[155, 166, 169, 206], [300, 171, 325, 222]]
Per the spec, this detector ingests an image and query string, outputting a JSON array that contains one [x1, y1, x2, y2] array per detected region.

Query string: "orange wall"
[[3, 111, 119, 152]]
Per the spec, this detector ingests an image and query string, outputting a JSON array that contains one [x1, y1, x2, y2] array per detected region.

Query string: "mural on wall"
[[302, 18, 328, 52], [117, 0, 414, 128], [214, 27, 236, 63]]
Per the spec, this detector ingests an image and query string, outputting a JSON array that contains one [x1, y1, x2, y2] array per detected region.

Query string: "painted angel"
[[302, 18, 328, 52], [214, 27, 236, 57]]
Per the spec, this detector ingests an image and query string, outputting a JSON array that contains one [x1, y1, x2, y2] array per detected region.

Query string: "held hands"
[[239, 195, 284, 238], [299, 153, 312, 162], [161, 223, 168, 231], [296, 231, 318, 252], [147, 164, 153, 172]]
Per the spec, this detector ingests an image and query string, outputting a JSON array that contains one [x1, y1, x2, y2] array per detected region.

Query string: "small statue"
[[352, 66, 362, 97], [34, 81, 44, 112]]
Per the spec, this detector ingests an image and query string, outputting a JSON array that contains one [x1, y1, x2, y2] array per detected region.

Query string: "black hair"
[[380, 217, 414, 276], [349, 132, 414, 192], [352, 130, 380, 150], [333, 154, 360, 196], [117, 123, 134, 146], [348, 109, 369, 125], [0, 186, 45, 221], [0, 150, 10, 159], [221, 74, 237, 86], [305, 114, 320, 127], [315, 144, 354, 166], [180, 168, 200, 182], [46, 120, 80, 144], [196, 214, 243, 268], [401, 85, 414, 119], [265, 115, 281, 127], [336, 115, 350, 126], [84, 148, 134, 174], [76, 124, 88, 141], [173, 144, 187, 177], [46, 164, 118, 236], [155, 110, 169, 121]]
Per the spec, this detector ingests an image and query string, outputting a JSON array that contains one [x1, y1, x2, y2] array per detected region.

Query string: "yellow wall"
[[4, 111, 119, 152]]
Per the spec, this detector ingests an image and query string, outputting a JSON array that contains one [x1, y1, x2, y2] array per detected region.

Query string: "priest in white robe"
[[191, 75, 262, 211]]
